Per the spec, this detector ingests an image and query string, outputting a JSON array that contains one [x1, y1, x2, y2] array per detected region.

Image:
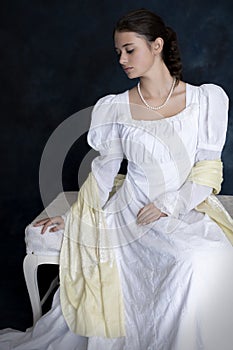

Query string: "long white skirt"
[[1, 211, 233, 350]]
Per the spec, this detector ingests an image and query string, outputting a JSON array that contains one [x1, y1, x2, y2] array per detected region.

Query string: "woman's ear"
[[152, 37, 164, 55]]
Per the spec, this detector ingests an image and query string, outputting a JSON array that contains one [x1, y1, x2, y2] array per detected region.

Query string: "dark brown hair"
[[114, 8, 182, 83]]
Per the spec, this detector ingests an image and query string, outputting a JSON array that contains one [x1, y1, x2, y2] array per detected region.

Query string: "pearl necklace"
[[137, 77, 176, 111]]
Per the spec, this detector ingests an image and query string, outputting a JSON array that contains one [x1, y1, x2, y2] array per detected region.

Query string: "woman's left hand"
[[137, 203, 167, 225]]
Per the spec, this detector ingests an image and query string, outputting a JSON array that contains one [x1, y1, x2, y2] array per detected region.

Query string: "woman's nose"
[[119, 52, 128, 65]]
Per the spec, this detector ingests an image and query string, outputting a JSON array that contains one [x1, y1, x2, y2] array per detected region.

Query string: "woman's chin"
[[125, 72, 138, 79]]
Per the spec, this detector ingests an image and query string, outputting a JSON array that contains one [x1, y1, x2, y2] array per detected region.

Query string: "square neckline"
[[125, 83, 192, 123]]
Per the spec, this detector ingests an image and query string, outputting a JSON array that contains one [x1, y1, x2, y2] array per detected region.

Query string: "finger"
[[49, 223, 65, 232], [41, 217, 65, 234], [41, 221, 54, 234], [137, 209, 143, 218], [138, 209, 161, 224], [137, 205, 151, 218], [145, 212, 162, 224], [49, 226, 60, 232], [137, 212, 154, 224], [45, 218, 61, 227], [33, 218, 50, 226], [137, 205, 145, 215], [50, 217, 64, 225], [34, 216, 62, 226], [137, 212, 150, 224], [137, 206, 155, 220]]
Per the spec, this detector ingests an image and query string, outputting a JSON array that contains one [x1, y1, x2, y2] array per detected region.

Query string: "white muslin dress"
[[1, 82, 233, 350]]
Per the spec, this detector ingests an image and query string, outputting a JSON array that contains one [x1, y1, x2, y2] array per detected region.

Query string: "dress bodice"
[[116, 89, 199, 199], [87, 82, 229, 207]]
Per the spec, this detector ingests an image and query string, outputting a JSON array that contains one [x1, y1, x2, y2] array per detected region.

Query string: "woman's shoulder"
[[187, 82, 229, 102], [91, 90, 128, 126], [192, 81, 229, 151], [93, 90, 128, 107]]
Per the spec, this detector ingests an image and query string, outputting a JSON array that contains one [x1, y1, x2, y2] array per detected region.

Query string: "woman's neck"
[[139, 63, 174, 99]]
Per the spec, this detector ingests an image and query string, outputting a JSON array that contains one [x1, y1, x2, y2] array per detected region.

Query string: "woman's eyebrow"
[[115, 42, 134, 49]]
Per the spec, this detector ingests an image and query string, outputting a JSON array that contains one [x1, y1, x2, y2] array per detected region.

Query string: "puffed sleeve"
[[87, 94, 124, 209], [153, 83, 229, 218], [195, 83, 229, 161]]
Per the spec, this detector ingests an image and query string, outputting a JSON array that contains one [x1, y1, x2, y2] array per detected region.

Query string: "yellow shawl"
[[188, 159, 233, 245], [59, 171, 126, 338]]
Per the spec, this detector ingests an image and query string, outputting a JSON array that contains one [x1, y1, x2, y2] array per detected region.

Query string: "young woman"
[[1, 8, 233, 350]]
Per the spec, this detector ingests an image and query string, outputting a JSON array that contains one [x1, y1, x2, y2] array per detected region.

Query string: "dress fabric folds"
[[1, 82, 233, 350], [59, 171, 126, 338]]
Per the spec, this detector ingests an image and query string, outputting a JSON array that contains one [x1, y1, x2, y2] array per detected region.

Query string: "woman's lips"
[[123, 67, 133, 73]]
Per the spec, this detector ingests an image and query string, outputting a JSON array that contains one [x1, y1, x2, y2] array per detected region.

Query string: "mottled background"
[[0, 0, 232, 330]]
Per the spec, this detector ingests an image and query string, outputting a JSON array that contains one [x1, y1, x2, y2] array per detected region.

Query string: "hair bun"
[[163, 26, 182, 81], [165, 26, 176, 42]]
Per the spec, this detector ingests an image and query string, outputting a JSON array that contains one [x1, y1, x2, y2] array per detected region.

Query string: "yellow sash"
[[59, 171, 125, 338], [188, 159, 233, 245], [59, 160, 233, 338]]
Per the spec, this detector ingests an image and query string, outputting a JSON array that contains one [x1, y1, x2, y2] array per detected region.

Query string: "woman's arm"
[[87, 94, 124, 209]]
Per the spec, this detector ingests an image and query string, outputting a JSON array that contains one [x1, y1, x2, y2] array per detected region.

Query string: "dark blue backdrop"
[[0, 0, 232, 329]]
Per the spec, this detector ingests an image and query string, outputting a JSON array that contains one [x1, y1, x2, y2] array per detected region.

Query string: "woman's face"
[[114, 31, 156, 79]]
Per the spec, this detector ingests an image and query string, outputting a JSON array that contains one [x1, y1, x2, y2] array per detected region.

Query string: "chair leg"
[[23, 254, 60, 325], [41, 275, 59, 307], [23, 254, 42, 325]]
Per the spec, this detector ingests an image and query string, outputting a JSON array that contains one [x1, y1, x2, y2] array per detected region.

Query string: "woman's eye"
[[127, 49, 134, 54]]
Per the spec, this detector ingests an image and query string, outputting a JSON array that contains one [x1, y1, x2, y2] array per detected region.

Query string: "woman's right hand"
[[33, 216, 65, 234]]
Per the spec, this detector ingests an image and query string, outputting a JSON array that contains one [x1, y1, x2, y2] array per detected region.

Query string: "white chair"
[[23, 193, 233, 325], [23, 191, 77, 324]]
